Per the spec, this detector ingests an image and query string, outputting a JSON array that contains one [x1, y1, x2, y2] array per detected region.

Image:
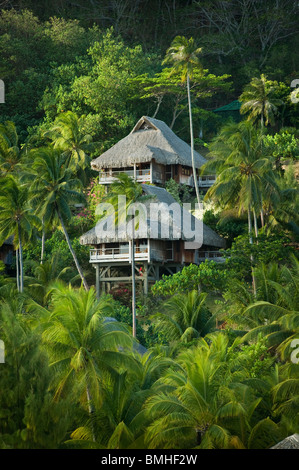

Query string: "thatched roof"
[[271, 434, 299, 449], [91, 116, 206, 170], [80, 184, 225, 248]]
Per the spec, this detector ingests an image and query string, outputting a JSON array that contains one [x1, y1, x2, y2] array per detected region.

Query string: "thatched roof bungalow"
[[80, 184, 225, 268], [91, 116, 214, 188]]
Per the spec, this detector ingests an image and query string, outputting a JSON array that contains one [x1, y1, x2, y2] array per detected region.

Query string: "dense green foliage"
[[0, 2, 298, 450]]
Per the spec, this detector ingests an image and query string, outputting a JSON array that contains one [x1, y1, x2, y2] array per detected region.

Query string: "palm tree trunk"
[[86, 386, 96, 442], [248, 207, 257, 297], [260, 206, 264, 228], [41, 218, 45, 264], [131, 218, 137, 338], [57, 211, 89, 291], [17, 223, 23, 293], [253, 209, 259, 241], [16, 248, 20, 292], [248, 207, 253, 245], [187, 74, 201, 208]]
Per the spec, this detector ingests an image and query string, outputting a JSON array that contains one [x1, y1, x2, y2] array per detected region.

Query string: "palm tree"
[[241, 256, 299, 357], [151, 290, 216, 344], [67, 350, 178, 449], [163, 36, 203, 208], [28, 147, 89, 290], [203, 121, 279, 294], [144, 333, 270, 449], [104, 173, 149, 338], [24, 252, 78, 306], [40, 284, 133, 440], [0, 176, 40, 292], [272, 364, 299, 433], [43, 111, 94, 181], [0, 121, 22, 175], [264, 165, 299, 235], [239, 74, 282, 129]]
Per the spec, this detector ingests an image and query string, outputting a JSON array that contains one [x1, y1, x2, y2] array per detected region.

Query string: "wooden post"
[[143, 262, 148, 295], [155, 264, 159, 283], [95, 264, 100, 299], [133, 163, 137, 180]]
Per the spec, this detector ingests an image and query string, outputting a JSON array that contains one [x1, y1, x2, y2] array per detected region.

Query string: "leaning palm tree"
[[239, 74, 282, 129], [163, 36, 203, 207], [28, 147, 89, 291], [103, 173, 149, 338], [0, 176, 40, 292]]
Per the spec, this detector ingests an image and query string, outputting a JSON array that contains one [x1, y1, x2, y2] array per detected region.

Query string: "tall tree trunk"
[[16, 248, 20, 292], [248, 207, 257, 297], [57, 211, 89, 291], [131, 218, 137, 338], [260, 206, 264, 228], [187, 74, 201, 208], [86, 386, 96, 442], [253, 208, 259, 242], [41, 218, 45, 264], [261, 103, 264, 130], [17, 223, 23, 293]]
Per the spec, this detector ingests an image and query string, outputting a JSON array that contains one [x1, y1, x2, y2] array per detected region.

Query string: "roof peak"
[[131, 116, 159, 133]]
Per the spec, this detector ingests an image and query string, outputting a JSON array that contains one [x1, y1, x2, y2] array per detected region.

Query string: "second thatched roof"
[[91, 116, 207, 170], [80, 184, 225, 248]]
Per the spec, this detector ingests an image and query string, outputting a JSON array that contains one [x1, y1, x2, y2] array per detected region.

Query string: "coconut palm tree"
[[239, 74, 282, 129], [0, 176, 40, 292], [28, 147, 89, 291], [241, 256, 299, 357], [43, 111, 95, 182], [104, 173, 149, 338], [0, 121, 22, 175], [272, 364, 299, 433], [162, 36, 203, 207], [203, 121, 279, 294], [24, 252, 78, 306], [67, 349, 178, 448], [144, 333, 273, 449], [264, 165, 299, 236], [40, 284, 133, 441], [151, 290, 216, 344], [204, 121, 279, 232]]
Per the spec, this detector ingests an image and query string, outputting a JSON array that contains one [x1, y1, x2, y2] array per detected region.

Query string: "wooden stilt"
[[95, 264, 100, 299]]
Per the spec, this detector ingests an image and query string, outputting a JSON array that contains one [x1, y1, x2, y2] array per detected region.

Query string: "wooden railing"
[[198, 175, 216, 188], [197, 251, 224, 262], [99, 168, 151, 183], [90, 246, 149, 262]]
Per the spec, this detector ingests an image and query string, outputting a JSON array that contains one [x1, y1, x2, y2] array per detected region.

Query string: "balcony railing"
[[197, 251, 224, 262], [90, 246, 149, 262], [99, 168, 151, 183], [198, 175, 216, 188]]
